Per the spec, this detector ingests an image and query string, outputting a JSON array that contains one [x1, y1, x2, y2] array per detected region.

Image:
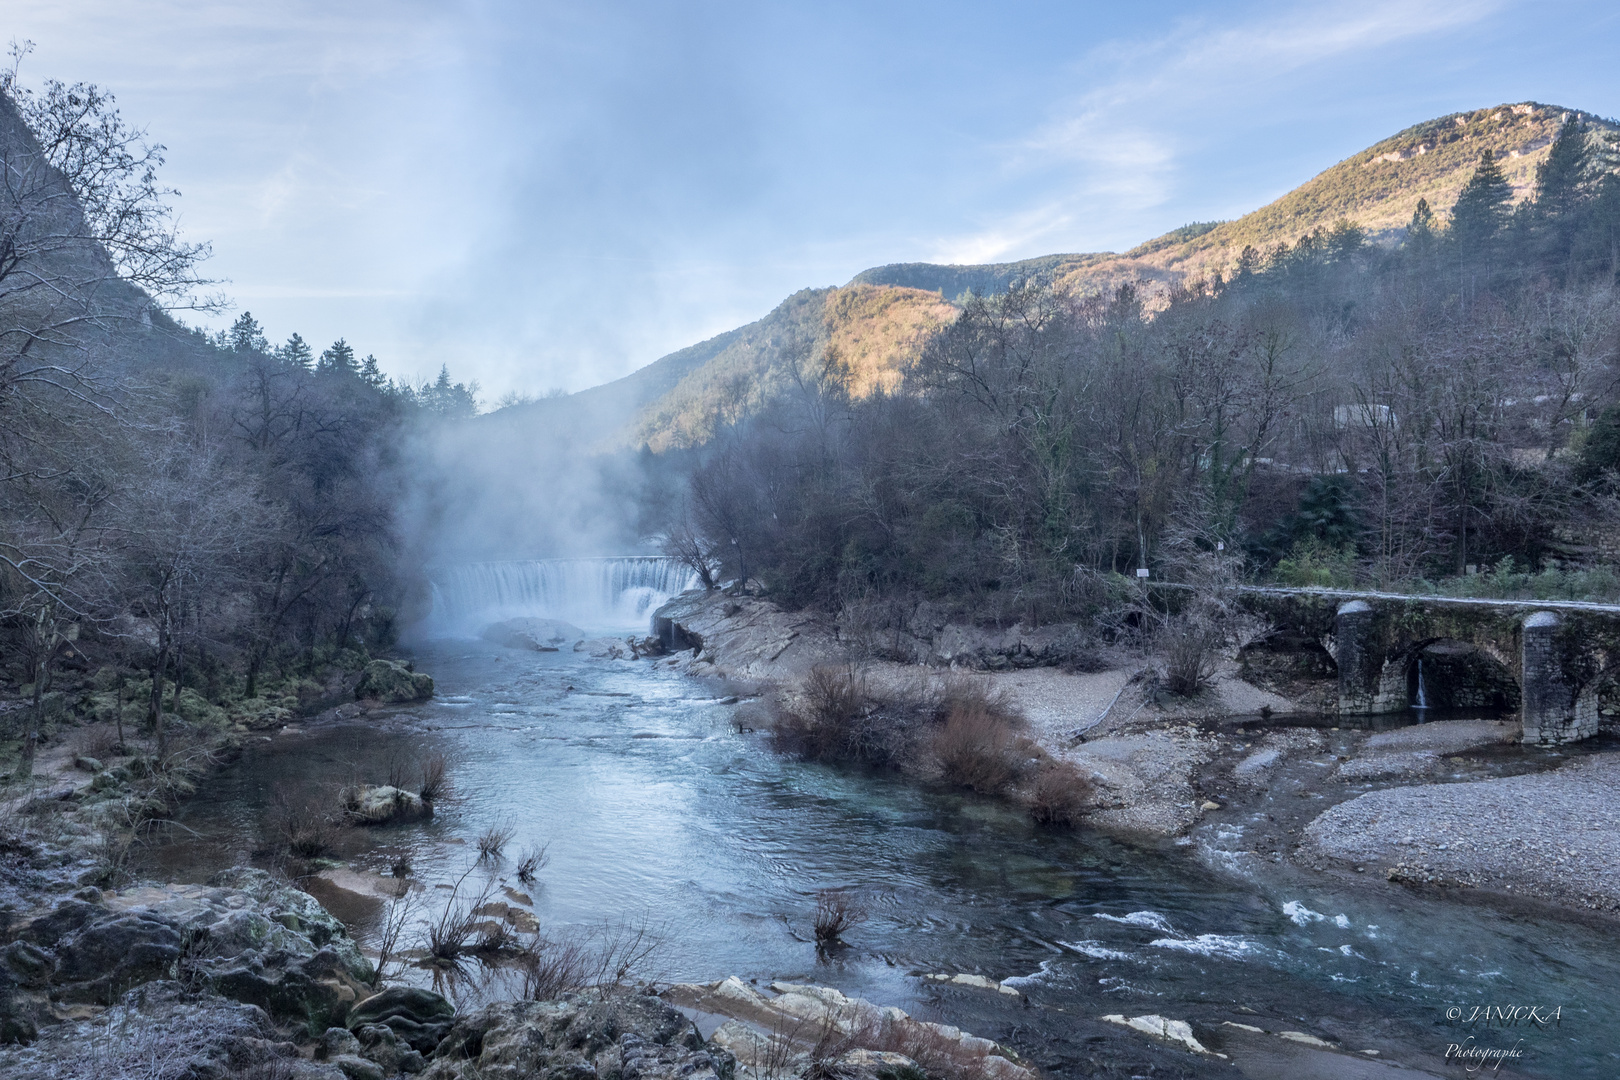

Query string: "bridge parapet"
[[1236, 590, 1616, 745]]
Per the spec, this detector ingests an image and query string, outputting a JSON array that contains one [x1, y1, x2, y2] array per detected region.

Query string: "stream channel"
[[137, 570, 1620, 1080]]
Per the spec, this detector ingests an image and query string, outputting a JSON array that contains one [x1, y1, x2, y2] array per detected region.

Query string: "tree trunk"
[[150, 642, 170, 756], [245, 646, 263, 699], [115, 673, 126, 753], [21, 670, 42, 776]]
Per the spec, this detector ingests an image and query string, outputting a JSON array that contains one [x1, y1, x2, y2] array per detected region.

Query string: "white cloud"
[[933, 0, 1501, 264]]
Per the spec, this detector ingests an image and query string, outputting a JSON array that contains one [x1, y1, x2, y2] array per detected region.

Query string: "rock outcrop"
[[661, 977, 1033, 1080], [483, 617, 585, 651], [421, 988, 732, 1080], [652, 594, 842, 680], [1, 868, 376, 1044], [355, 660, 435, 703], [0, 980, 342, 1079], [347, 984, 458, 1054]]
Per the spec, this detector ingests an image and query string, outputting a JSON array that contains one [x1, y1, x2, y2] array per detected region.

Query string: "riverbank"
[[651, 588, 1620, 924], [0, 644, 1052, 1080]]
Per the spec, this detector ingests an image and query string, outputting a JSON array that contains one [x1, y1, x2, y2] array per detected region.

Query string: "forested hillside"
[[663, 115, 1620, 642], [508, 103, 1618, 457]]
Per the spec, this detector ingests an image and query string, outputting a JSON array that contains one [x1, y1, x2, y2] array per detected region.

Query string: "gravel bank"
[[1332, 719, 1520, 781], [1302, 753, 1620, 913]]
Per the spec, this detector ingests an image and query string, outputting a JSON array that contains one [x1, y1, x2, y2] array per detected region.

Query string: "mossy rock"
[[354, 661, 433, 703], [228, 698, 295, 730], [175, 688, 228, 728]]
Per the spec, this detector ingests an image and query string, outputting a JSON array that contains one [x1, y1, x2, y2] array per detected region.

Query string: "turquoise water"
[[147, 641, 1620, 1078]]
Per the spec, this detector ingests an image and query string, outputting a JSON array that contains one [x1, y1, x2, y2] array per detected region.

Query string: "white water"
[[1415, 658, 1430, 709], [426, 557, 701, 636]]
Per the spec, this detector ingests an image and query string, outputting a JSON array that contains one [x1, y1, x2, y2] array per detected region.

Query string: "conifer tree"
[[1450, 150, 1514, 250], [359, 353, 385, 388], [1532, 118, 1594, 270], [279, 332, 314, 371], [228, 311, 268, 354], [317, 338, 357, 375], [1407, 198, 1434, 239], [1534, 117, 1592, 221]]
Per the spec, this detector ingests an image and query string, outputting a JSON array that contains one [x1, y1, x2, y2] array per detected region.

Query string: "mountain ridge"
[[490, 101, 1619, 450]]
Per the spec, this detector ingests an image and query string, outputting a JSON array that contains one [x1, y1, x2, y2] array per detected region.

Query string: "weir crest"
[[427, 557, 700, 636]]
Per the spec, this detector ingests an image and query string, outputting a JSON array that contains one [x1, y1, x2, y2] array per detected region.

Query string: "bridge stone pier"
[[1331, 597, 1612, 744]]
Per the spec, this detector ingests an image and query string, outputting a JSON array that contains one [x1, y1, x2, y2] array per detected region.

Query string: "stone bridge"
[[1240, 588, 1620, 745]]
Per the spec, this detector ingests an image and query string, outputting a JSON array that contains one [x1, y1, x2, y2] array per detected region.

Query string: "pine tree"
[[1233, 245, 1262, 279], [279, 333, 314, 371], [359, 353, 385, 388], [1450, 150, 1513, 250], [420, 365, 479, 418], [1532, 117, 1594, 271], [317, 338, 357, 375], [1407, 198, 1434, 239], [1534, 117, 1592, 222], [1403, 198, 1437, 263], [228, 311, 268, 354]]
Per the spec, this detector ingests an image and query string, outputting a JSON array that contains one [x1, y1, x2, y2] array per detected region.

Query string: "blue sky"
[[8, 1, 1619, 399]]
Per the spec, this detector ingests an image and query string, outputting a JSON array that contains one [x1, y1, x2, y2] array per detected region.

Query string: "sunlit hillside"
[[498, 103, 1619, 450], [855, 103, 1619, 298]]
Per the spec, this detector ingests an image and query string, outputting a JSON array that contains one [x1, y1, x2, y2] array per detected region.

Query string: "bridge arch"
[[1332, 599, 1610, 744]]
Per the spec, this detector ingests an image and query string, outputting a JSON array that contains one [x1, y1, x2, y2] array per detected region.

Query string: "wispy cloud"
[[930, 0, 1501, 263]]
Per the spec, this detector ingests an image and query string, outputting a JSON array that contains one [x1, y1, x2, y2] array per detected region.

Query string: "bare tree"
[[115, 431, 262, 752]]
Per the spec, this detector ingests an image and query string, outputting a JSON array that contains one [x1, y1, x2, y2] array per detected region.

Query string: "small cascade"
[[1414, 658, 1431, 710], [426, 557, 701, 637]]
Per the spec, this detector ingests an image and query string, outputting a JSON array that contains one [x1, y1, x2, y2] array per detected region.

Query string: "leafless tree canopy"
[[670, 123, 1620, 629], [0, 56, 478, 769]]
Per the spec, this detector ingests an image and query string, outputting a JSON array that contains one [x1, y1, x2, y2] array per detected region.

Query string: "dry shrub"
[[371, 885, 415, 986], [520, 935, 596, 1001], [515, 844, 549, 884], [770, 665, 869, 761], [802, 1008, 1020, 1080], [419, 749, 449, 803], [1027, 762, 1094, 827], [866, 1016, 1014, 1080], [476, 821, 515, 860], [813, 889, 867, 946], [72, 722, 122, 760], [424, 866, 498, 967], [1158, 612, 1224, 697], [519, 918, 664, 1000], [270, 784, 340, 858], [383, 748, 415, 791], [930, 682, 1027, 794]]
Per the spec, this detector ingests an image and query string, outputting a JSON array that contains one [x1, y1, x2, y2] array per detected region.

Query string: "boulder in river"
[[482, 617, 585, 651], [355, 659, 434, 703], [345, 784, 432, 824]]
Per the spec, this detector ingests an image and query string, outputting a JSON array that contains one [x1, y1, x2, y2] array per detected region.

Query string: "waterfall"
[[1414, 658, 1430, 710], [426, 557, 701, 637]]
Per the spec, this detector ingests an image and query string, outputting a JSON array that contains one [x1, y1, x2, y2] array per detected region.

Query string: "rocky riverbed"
[[652, 588, 1620, 927]]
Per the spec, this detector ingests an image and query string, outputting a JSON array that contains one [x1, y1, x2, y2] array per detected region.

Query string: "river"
[[139, 561, 1620, 1079]]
